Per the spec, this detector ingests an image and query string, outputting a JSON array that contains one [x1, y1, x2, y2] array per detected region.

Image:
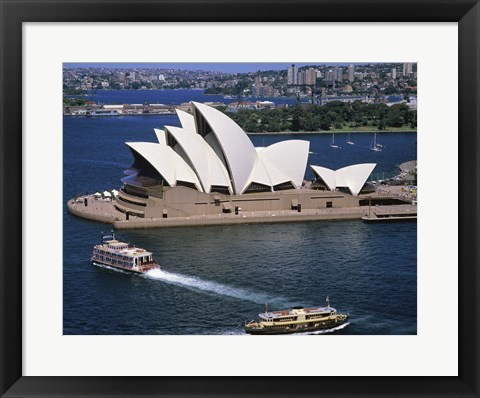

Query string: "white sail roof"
[[175, 109, 197, 133], [259, 140, 310, 188], [164, 126, 232, 194], [257, 155, 292, 187], [154, 129, 167, 146], [311, 163, 376, 196], [243, 155, 273, 191], [242, 154, 292, 192], [336, 163, 376, 196], [124, 103, 311, 195], [192, 102, 256, 195], [126, 142, 203, 192], [310, 165, 336, 191]]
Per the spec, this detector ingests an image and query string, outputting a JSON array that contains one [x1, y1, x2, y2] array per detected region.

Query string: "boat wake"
[[313, 321, 350, 334], [212, 327, 246, 336], [292, 322, 350, 336], [144, 269, 292, 305]]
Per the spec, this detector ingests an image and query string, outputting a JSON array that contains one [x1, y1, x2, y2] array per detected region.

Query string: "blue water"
[[63, 91, 417, 335], [76, 89, 299, 106], [72, 89, 402, 106]]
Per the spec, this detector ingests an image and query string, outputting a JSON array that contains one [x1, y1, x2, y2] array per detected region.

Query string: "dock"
[[361, 205, 417, 223]]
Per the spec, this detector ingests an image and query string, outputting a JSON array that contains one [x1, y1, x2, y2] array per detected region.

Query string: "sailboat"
[[346, 133, 355, 145], [330, 133, 340, 149], [370, 133, 382, 152]]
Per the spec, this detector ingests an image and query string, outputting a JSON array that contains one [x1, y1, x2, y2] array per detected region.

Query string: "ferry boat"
[[91, 232, 160, 274], [87, 109, 122, 117], [244, 297, 348, 335]]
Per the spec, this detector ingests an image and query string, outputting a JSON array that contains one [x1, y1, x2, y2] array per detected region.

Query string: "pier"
[[361, 204, 417, 223], [63, 103, 178, 116]]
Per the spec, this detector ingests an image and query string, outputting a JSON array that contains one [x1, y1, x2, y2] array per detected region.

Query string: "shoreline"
[[67, 196, 416, 230]]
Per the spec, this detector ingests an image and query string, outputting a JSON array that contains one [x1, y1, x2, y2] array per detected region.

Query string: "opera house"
[[113, 102, 376, 220]]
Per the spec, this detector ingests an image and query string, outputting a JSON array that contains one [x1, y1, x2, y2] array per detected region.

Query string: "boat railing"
[[139, 260, 157, 265], [136, 263, 159, 271]]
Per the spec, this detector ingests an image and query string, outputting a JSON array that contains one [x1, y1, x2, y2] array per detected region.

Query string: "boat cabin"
[[258, 306, 336, 324]]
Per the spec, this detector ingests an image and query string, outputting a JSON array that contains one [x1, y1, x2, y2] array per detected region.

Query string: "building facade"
[[287, 64, 298, 85]]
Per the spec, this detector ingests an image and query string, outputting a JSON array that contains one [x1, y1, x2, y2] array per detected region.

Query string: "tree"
[[290, 105, 303, 131], [384, 85, 398, 95], [319, 114, 332, 131], [385, 108, 403, 127]]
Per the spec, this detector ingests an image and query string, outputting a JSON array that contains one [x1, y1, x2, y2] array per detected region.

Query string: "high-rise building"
[[287, 64, 298, 85], [403, 63, 413, 77], [298, 70, 305, 85], [335, 67, 343, 82], [348, 65, 355, 82], [391, 68, 397, 80], [305, 68, 317, 85], [252, 84, 274, 97], [324, 70, 335, 86]]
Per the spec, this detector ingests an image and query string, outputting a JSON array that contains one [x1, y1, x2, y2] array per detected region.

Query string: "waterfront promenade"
[[67, 195, 416, 230]]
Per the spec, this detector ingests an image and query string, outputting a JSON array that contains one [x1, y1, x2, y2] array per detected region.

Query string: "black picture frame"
[[1, 1, 478, 397]]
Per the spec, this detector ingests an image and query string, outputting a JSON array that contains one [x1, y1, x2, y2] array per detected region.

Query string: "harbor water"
[[63, 91, 417, 335]]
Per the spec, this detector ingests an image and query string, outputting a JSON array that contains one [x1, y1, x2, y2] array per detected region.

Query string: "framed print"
[[1, 0, 479, 397]]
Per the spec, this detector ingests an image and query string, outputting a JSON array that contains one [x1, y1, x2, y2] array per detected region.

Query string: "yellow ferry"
[[244, 297, 348, 335]]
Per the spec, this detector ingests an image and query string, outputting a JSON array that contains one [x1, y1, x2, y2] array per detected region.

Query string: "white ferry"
[[91, 232, 160, 274], [244, 297, 348, 335], [87, 109, 122, 117]]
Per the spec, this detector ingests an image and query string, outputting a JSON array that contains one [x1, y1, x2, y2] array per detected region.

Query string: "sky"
[[63, 62, 370, 73]]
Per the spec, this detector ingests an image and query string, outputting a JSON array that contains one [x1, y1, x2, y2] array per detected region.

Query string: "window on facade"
[[244, 182, 271, 194]]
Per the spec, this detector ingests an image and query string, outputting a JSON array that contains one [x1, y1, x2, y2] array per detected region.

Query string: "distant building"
[[298, 70, 305, 85], [324, 70, 335, 87], [348, 65, 355, 82], [355, 72, 365, 80], [287, 64, 298, 85], [305, 68, 317, 85], [335, 67, 343, 83], [403, 63, 413, 77], [256, 100, 275, 109], [391, 68, 397, 80], [252, 84, 274, 97]]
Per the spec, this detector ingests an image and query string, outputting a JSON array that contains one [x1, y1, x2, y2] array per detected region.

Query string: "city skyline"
[[63, 62, 399, 74]]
